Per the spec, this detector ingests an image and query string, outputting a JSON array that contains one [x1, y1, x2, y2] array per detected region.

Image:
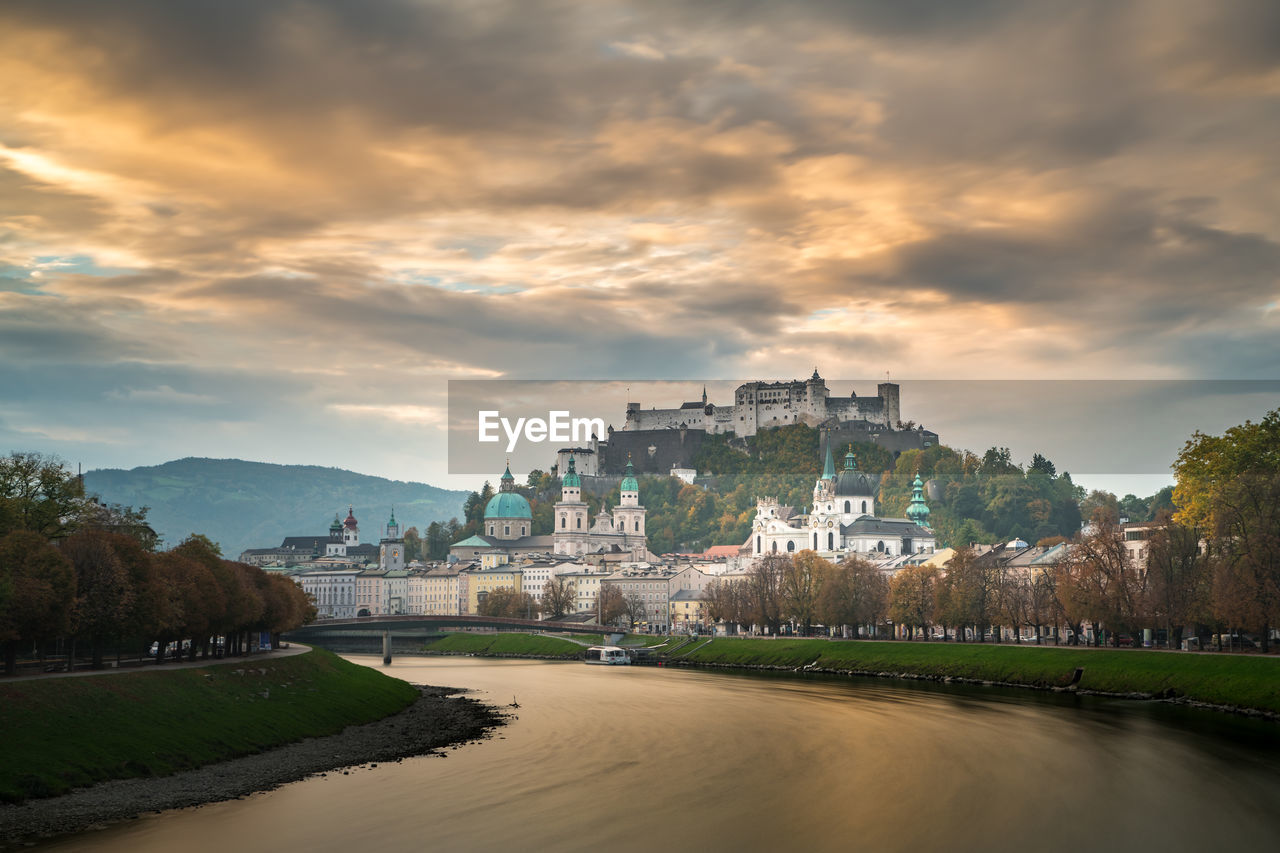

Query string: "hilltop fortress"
[[624, 369, 901, 437], [558, 370, 938, 481]]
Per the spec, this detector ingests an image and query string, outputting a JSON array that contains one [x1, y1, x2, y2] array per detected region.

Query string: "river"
[[34, 656, 1280, 852]]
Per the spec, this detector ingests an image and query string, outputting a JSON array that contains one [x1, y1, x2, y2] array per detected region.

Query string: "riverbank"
[[668, 638, 1280, 717], [0, 647, 419, 804], [0, 681, 505, 848]]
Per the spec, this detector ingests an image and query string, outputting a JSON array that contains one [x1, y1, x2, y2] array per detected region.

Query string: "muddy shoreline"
[[0, 685, 507, 849]]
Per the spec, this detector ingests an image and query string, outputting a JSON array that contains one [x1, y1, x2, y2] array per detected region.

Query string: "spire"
[[822, 441, 836, 480], [906, 473, 931, 528], [844, 445, 857, 470], [500, 459, 515, 492], [562, 455, 581, 490], [620, 453, 638, 493], [701, 385, 707, 405]]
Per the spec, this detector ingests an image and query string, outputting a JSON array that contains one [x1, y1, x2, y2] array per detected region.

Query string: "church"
[[751, 445, 935, 560], [449, 458, 651, 565]]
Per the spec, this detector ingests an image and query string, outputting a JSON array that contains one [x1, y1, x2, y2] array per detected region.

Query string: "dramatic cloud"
[[0, 0, 1276, 489]]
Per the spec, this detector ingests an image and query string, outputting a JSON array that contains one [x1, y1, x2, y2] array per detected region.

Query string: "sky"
[[1, 0, 1277, 496]]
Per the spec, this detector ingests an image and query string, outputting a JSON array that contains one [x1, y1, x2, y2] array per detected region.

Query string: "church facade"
[[449, 459, 650, 565], [752, 446, 936, 560]]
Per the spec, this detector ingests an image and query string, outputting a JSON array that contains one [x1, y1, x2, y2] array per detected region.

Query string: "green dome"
[[620, 459, 638, 492], [484, 491, 532, 520], [562, 456, 581, 489]]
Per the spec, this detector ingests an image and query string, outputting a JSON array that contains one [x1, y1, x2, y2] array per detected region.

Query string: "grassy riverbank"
[[0, 648, 418, 803], [672, 638, 1280, 713]]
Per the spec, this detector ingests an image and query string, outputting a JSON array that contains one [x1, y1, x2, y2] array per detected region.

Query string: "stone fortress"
[[559, 369, 939, 482], [624, 369, 900, 436]]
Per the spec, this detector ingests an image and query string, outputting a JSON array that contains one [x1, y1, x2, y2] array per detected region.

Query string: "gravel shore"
[[0, 685, 507, 848]]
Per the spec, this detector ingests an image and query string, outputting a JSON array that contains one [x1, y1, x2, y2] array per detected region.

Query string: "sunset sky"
[[1, 1, 1277, 494]]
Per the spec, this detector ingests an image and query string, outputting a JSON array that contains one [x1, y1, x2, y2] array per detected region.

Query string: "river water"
[[37, 656, 1280, 852]]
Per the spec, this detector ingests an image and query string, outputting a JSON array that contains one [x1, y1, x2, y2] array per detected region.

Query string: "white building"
[[297, 568, 359, 619], [624, 371, 900, 437], [752, 445, 936, 560]]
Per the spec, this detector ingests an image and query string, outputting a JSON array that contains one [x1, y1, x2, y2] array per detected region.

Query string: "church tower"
[[906, 474, 931, 529], [380, 507, 405, 571], [612, 457, 647, 556], [553, 456, 590, 555], [342, 505, 359, 546]]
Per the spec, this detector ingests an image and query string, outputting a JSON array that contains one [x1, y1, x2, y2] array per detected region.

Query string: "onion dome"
[[620, 457, 638, 492], [343, 506, 358, 529], [562, 455, 581, 489], [329, 513, 342, 533], [906, 474, 931, 527], [835, 445, 877, 496]]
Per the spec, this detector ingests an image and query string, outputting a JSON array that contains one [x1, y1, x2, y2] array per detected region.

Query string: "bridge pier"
[[382, 630, 392, 665]]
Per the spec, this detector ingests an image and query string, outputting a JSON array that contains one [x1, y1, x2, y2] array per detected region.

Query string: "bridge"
[[283, 614, 612, 663]]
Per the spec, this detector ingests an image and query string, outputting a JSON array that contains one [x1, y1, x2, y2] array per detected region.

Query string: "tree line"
[[1, 452, 315, 675]]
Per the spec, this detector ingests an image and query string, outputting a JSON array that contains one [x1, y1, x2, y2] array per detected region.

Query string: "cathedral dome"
[[484, 491, 532, 520], [835, 469, 878, 497], [562, 456, 581, 489]]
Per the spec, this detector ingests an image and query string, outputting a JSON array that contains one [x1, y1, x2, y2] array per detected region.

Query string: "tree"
[[1059, 511, 1147, 646], [0, 530, 77, 674], [704, 577, 744, 631], [541, 576, 576, 619], [477, 587, 535, 618], [744, 554, 786, 634], [888, 564, 938, 640], [623, 593, 648, 629], [597, 585, 627, 627], [63, 530, 135, 669], [937, 547, 996, 641], [402, 526, 423, 562], [1029, 453, 1057, 477], [1174, 409, 1280, 652], [1144, 515, 1210, 650], [781, 550, 829, 635], [0, 452, 89, 540]]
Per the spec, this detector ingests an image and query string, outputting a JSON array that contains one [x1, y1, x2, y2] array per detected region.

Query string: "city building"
[[752, 445, 936, 560]]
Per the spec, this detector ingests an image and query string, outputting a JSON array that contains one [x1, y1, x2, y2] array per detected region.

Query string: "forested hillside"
[[451, 424, 1171, 555], [84, 458, 468, 558]]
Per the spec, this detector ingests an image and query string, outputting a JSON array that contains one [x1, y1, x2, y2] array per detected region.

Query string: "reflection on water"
[[37, 657, 1280, 852]]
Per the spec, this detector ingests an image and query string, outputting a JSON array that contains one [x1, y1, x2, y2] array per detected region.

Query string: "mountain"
[[83, 458, 470, 559]]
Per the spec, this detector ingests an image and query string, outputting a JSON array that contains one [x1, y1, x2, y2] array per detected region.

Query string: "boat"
[[584, 645, 631, 665]]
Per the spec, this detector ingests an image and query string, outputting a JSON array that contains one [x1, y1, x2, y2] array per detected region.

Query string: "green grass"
[[422, 633, 586, 657], [675, 639, 1280, 714], [0, 648, 418, 803]]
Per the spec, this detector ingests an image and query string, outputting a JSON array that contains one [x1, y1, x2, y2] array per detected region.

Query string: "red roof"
[[703, 545, 741, 559]]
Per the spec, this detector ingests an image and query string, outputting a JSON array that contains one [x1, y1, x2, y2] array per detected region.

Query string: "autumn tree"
[[0, 530, 77, 674], [541, 575, 576, 619], [1144, 514, 1210, 649], [744, 554, 786, 634], [888, 564, 939, 640], [782, 550, 830, 635], [63, 530, 135, 668], [623, 593, 648, 629], [1059, 511, 1147, 646], [597, 585, 627, 627]]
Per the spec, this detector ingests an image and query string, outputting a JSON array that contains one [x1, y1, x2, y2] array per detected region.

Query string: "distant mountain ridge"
[[83, 457, 469, 559]]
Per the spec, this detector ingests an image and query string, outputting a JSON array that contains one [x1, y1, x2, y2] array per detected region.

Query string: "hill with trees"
[[83, 458, 468, 558], [448, 423, 1170, 555]]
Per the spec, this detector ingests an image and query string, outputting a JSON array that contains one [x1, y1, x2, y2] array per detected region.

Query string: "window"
[[844, 501, 850, 513], [772, 541, 778, 553], [504, 525, 510, 536], [787, 541, 795, 552], [577, 517, 582, 529], [561, 516, 566, 528], [877, 540, 885, 553], [757, 536, 762, 553], [634, 520, 639, 531], [861, 501, 867, 513], [828, 532, 834, 550]]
